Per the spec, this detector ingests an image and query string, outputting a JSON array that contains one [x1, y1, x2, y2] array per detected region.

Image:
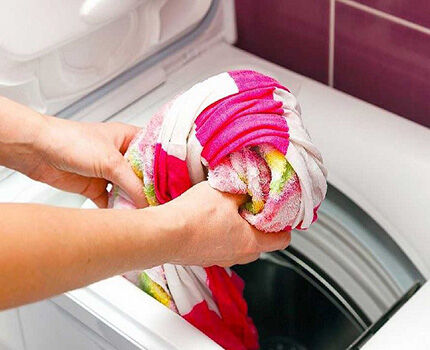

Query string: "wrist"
[[0, 97, 49, 171], [149, 204, 188, 265], [111, 205, 185, 270], [30, 114, 54, 157]]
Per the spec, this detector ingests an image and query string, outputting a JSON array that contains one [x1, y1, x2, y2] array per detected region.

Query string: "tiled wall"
[[235, 0, 430, 127]]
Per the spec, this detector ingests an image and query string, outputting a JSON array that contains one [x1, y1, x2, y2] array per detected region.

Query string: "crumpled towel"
[[109, 70, 327, 350]]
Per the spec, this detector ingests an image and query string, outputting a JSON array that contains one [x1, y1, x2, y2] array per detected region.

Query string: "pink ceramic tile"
[[334, 3, 430, 127], [235, 0, 330, 84], [354, 0, 430, 28]]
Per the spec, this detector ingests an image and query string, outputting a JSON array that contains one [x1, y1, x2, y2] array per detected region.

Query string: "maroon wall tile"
[[334, 3, 430, 127], [235, 0, 330, 84], [354, 0, 430, 29]]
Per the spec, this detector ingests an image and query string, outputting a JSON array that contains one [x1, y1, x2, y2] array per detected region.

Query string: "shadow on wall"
[[235, 0, 430, 128]]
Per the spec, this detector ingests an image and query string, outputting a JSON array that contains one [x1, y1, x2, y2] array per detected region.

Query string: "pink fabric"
[[183, 266, 259, 350], [111, 70, 327, 350], [153, 72, 291, 203], [148, 72, 290, 348], [183, 301, 252, 350], [206, 266, 259, 350], [229, 70, 288, 92], [153, 143, 193, 204], [195, 86, 289, 167]]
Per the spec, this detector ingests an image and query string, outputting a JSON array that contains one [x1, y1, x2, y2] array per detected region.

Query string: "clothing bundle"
[[109, 70, 327, 350]]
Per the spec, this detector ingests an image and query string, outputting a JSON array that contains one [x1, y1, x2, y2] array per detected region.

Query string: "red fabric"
[[206, 266, 259, 350], [154, 144, 192, 203], [152, 70, 295, 349], [166, 154, 192, 200], [184, 301, 249, 350], [153, 143, 171, 204], [183, 267, 259, 350]]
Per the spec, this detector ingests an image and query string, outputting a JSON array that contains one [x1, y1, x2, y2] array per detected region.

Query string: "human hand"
[[159, 181, 291, 267], [26, 115, 147, 208]]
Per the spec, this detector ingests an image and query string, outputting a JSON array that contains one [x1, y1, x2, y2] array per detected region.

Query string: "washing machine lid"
[[0, 0, 213, 114]]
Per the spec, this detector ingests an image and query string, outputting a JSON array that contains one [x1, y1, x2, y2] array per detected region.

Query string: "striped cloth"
[[109, 70, 327, 350]]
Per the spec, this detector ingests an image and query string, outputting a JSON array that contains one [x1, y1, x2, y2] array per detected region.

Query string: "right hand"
[[159, 181, 291, 267]]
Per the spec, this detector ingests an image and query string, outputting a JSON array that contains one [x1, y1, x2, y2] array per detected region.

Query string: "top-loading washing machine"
[[0, 1, 429, 349]]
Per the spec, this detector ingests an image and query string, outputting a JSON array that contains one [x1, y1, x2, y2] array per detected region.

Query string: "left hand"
[[27, 115, 147, 208]]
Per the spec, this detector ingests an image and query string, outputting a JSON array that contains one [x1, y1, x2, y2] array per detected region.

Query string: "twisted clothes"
[[109, 70, 327, 350]]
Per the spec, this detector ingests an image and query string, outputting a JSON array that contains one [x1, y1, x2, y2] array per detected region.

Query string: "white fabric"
[[274, 88, 327, 228], [164, 265, 220, 316], [158, 72, 239, 160]]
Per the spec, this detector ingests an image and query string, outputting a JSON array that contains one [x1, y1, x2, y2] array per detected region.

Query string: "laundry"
[[109, 70, 327, 350]]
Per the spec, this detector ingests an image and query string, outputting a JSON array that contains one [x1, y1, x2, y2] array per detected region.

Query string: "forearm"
[[0, 203, 177, 309], [0, 96, 46, 172]]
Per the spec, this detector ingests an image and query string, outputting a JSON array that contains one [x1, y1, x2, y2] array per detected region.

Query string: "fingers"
[[192, 181, 248, 207], [59, 174, 109, 208], [225, 192, 249, 207], [91, 190, 109, 208], [235, 253, 261, 266], [104, 155, 148, 208], [224, 230, 290, 267], [102, 122, 147, 207], [253, 229, 291, 252], [77, 177, 109, 208], [106, 122, 141, 154]]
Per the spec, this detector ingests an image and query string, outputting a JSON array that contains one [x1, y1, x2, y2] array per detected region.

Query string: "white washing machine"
[[0, 1, 429, 349]]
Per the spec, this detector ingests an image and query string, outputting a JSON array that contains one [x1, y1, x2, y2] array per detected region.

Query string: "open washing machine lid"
[[0, 0, 233, 181], [0, 0, 213, 114]]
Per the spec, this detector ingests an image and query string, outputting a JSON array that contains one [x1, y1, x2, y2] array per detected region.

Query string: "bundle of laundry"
[[109, 70, 327, 350]]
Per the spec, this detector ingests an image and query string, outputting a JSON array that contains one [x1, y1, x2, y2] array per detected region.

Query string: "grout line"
[[328, 0, 335, 87], [337, 0, 430, 35]]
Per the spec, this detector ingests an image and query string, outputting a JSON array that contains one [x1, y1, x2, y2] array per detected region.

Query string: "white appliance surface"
[[0, 0, 429, 349], [363, 282, 430, 350]]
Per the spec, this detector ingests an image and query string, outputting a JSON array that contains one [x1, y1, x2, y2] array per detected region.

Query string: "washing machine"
[[0, 1, 429, 349]]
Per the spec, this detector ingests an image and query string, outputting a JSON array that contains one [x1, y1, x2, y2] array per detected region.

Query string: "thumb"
[[200, 181, 248, 207], [105, 154, 148, 208], [220, 190, 249, 208], [107, 122, 141, 154]]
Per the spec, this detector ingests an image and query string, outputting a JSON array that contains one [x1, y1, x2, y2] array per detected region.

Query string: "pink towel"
[[109, 70, 327, 350]]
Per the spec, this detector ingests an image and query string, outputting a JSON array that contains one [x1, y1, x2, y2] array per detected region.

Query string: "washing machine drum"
[[233, 185, 423, 350]]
